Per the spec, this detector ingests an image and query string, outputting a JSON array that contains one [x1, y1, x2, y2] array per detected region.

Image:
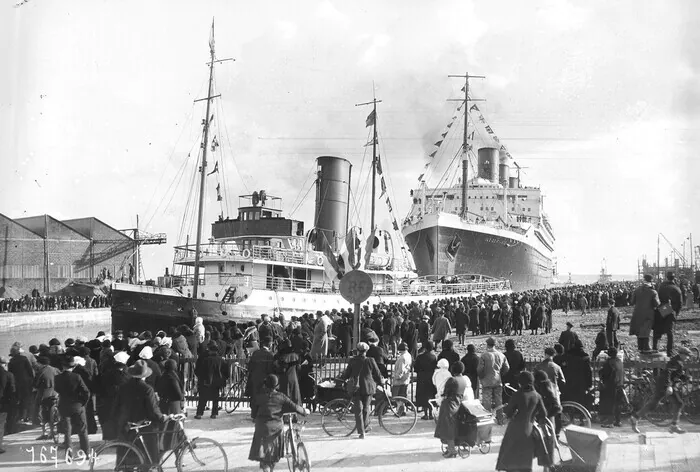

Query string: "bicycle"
[[283, 412, 310, 472], [321, 380, 417, 436], [90, 413, 228, 471], [223, 363, 248, 414], [644, 378, 700, 427], [43, 399, 63, 445], [493, 382, 591, 447]]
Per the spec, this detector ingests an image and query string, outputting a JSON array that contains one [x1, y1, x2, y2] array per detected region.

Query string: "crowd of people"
[[0, 294, 111, 313], [0, 274, 696, 470]]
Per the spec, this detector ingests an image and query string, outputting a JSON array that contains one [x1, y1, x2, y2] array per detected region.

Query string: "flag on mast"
[[343, 227, 362, 270], [363, 228, 376, 269], [320, 232, 343, 281], [209, 19, 215, 54], [365, 109, 376, 127]]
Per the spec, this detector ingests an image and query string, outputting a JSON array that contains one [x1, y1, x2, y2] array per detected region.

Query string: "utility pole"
[[448, 72, 484, 220]]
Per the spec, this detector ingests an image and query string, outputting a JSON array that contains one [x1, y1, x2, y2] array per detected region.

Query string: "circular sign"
[[339, 270, 373, 304]]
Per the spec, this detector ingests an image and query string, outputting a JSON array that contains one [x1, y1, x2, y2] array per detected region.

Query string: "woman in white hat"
[[96, 351, 130, 441]]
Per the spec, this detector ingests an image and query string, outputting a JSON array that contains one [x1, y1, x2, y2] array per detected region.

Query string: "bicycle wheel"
[[176, 437, 228, 472], [50, 406, 63, 445], [285, 432, 310, 472], [90, 440, 146, 471], [378, 396, 417, 435], [321, 398, 356, 437], [223, 383, 243, 414], [646, 395, 673, 427], [558, 402, 590, 447], [285, 430, 295, 472], [683, 388, 700, 424]]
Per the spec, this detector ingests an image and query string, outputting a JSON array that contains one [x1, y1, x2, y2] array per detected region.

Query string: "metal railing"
[[177, 353, 700, 410]]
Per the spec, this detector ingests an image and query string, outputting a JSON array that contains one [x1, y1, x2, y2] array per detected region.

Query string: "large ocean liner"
[[401, 74, 556, 291], [110, 29, 510, 333]]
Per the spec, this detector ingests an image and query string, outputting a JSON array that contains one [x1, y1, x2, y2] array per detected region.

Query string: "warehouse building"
[[0, 213, 135, 295]]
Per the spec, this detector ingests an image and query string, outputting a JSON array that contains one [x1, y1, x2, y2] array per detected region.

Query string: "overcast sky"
[[1, 0, 698, 279]]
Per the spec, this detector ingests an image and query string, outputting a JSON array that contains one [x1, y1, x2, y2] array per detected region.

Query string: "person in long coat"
[[194, 342, 226, 419], [598, 347, 625, 427], [8, 345, 34, 423], [654, 271, 684, 355], [310, 311, 332, 358], [434, 361, 469, 457], [96, 351, 131, 440], [156, 359, 184, 414], [414, 341, 438, 420], [248, 374, 309, 472], [340, 342, 384, 438], [534, 369, 561, 462], [417, 315, 431, 347], [561, 340, 593, 410], [401, 318, 418, 358], [460, 344, 481, 400], [273, 340, 301, 405], [629, 275, 661, 352], [114, 360, 167, 464], [247, 338, 276, 419], [468, 304, 479, 336], [478, 305, 488, 335], [338, 316, 353, 358], [496, 371, 548, 472], [529, 302, 544, 335]]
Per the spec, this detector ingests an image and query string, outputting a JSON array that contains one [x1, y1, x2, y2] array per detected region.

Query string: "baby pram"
[[315, 378, 348, 413], [452, 401, 495, 458], [550, 425, 608, 472]]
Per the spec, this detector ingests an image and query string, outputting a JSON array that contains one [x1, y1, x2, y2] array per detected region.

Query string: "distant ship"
[[110, 30, 511, 333], [598, 259, 612, 284], [401, 74, 556, 291]]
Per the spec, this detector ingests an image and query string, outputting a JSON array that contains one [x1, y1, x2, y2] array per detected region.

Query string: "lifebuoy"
[[242, 249, 251, 258], [317, 256, 324, 266]]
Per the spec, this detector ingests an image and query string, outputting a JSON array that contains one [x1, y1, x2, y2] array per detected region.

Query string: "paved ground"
[[1, 407, 699, 471]]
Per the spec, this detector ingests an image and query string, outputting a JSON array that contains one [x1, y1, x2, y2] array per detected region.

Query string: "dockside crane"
[[120, 215, 167, 283]]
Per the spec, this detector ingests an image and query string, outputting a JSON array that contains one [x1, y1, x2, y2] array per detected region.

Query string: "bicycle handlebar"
[[128, 413, 186, 430]]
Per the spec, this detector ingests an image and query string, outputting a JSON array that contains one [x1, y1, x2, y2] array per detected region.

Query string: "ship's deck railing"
[[174, 242, 410, 271], [169, 273, 510, 297], [402, 210, 533, 236]]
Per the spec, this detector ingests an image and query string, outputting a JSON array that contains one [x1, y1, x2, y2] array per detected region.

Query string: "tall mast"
[[355, 94, 382, 232], [370, 100, 378, 232], [448, 72, 484, 220], [192, 20, 216, 301]]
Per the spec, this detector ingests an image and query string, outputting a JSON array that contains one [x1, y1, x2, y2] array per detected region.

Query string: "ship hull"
[[111, 285, 234, 333], [403, 213, 554, 291]]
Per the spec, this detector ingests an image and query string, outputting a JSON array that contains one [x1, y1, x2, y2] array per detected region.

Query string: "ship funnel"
[[477, 147, 499, 183], [313, 156, 352, 252], [498, 151, 510, 187]]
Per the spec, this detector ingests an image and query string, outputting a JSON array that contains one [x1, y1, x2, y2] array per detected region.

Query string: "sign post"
[[339, 270, 373, 351]]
